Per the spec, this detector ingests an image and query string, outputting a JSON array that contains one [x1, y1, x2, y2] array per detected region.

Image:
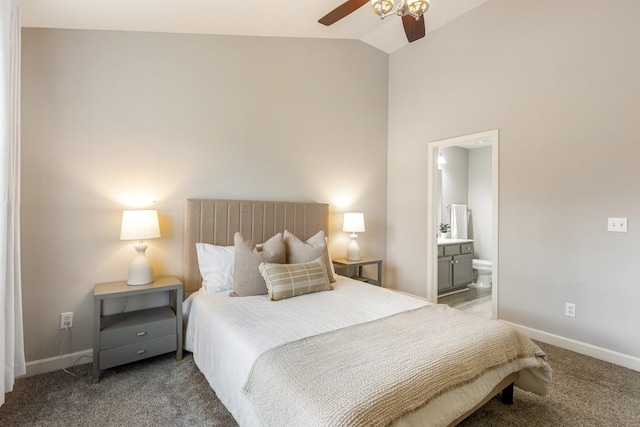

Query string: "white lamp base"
[[127, 243, 154, 285], [346, 233, 361, 261]]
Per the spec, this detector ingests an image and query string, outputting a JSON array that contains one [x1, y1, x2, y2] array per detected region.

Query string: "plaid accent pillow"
[[259, 258, 331, 301]]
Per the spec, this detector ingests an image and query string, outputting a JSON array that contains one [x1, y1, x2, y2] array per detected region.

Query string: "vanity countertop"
[[437, 238, 474, 245]]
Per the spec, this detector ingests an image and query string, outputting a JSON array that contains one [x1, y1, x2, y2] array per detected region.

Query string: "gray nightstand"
[[332, 257, 383, 286], [92, 276, 183, 383]]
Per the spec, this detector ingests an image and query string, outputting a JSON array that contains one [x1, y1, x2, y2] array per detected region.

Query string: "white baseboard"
[[22, 323, 640, 376], [501, 321, 640, 372], [24, 349, 93, 377]]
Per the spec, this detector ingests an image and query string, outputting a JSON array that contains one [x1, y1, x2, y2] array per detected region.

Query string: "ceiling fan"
[[318, 0, 429, 43]]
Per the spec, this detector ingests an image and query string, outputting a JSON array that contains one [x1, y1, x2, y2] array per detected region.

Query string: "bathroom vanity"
[[437, 239, 474, 295]]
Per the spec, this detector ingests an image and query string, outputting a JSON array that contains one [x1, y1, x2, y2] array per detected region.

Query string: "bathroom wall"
[[441, 145, 492, 260], [467, 146, 492, 260], [440, 146, 468, 229]]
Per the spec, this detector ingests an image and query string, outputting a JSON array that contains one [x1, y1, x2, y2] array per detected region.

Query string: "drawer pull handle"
[[136, 349, 146, 355], [136, 331, 146, 337]]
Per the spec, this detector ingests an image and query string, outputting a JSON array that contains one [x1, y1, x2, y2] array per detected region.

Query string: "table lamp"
[[343, 212, 365, 261], [120, 209, 161, 285]]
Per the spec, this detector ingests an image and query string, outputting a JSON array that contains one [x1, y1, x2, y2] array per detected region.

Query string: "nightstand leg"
[[92, 299, 101, 383], [176, 288, 183, 361]]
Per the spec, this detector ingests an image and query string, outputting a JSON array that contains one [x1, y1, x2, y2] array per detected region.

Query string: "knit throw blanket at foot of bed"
[[242, 304, 550, 427]]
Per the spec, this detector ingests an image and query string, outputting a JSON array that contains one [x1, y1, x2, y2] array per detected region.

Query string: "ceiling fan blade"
[[402, 14, 426, 42], [318, 0, 370, 26]]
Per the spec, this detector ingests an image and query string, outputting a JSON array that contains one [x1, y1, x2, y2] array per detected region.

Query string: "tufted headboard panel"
[[183, 199, 329, 294]]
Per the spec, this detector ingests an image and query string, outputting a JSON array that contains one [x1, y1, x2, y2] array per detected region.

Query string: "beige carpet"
[[1, 341, 639, 426], [461, 342, 640, 426]]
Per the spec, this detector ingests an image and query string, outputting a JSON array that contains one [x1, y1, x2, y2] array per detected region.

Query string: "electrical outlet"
[[565, 303, 576, 318], [60, 312, 73, 329], [608, 217, 627, 232]]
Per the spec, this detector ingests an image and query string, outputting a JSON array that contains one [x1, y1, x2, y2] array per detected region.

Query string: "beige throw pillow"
[[232, 232, 285, 296], [283, 230, 335, 283], [259, 258, 331, 301]]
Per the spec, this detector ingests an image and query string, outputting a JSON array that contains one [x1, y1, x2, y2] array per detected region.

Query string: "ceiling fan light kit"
[[319, 0, 429, 43], [372, 0, 429, 20]]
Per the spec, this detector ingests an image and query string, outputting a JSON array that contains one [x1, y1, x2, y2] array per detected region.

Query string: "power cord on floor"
[[59, 324, 93, 377], [59, 325, 76, 376]]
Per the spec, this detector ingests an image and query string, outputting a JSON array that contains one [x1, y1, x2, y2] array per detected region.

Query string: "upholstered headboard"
[[183, 199, 329, 294]]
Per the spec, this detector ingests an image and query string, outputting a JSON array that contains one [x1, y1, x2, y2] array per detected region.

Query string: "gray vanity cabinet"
[[452, 253, 473, 287], [438, 256, 453, 292], [438, 241, 474, 295]]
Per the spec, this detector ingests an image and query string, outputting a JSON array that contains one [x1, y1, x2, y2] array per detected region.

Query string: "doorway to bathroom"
[[426, 130, 499, 319]]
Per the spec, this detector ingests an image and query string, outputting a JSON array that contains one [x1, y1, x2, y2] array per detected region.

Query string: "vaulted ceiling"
[[19, 0, 489, 53]]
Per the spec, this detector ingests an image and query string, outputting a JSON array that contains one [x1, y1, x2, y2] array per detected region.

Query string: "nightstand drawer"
[[99, 334, 177, 370], [100, 306, 176, 350]]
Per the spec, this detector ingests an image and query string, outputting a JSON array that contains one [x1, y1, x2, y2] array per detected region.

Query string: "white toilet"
[[472, 259, 492, 288]]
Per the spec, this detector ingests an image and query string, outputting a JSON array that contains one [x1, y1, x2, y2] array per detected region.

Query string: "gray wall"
[[21, 29, 389, 362], [387, 0, 640, 359]]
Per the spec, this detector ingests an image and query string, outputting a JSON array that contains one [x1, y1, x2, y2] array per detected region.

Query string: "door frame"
[[426, 129, 499, 318]]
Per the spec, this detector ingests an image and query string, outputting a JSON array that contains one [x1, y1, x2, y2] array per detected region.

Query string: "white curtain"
[[1, 0, 25, 406]]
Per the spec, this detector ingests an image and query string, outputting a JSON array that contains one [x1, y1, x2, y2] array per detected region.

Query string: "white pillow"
[[196, 243, 235, 293]]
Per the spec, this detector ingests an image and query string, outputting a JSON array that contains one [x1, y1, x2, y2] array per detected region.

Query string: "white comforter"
[[184, 276, 551, 427]]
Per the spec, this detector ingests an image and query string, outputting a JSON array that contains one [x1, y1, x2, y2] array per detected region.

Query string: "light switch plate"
[[608, 217, 627, 232]]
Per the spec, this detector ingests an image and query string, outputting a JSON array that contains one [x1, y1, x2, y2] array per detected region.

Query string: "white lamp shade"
[[343, 212, 365, 233], [120, 210, 161, 241]]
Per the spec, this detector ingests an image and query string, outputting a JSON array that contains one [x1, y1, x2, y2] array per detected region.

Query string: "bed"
[[182, 199, 552, 427]]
